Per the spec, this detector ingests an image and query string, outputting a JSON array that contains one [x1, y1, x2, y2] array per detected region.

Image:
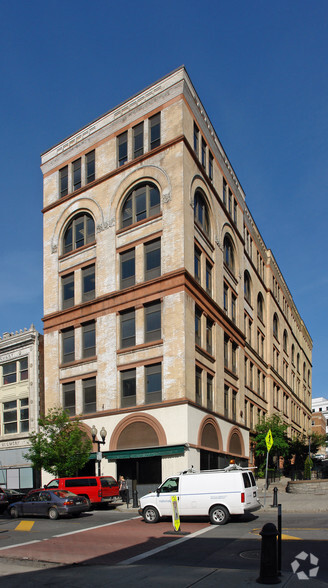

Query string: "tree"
[[25, 408, 92, 477], [288, 432, 327, 470], [254, 414, 289, 474]]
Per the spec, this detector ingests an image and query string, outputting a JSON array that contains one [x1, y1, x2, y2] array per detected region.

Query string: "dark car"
[[2, 489, 26, 505], [0, 489, 9, 514], [8, 489, 89, 520]]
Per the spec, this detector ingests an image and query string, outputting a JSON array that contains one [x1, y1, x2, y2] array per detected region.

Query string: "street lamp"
[[91, 425, 107, 476]]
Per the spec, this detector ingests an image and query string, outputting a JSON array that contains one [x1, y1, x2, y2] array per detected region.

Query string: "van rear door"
[[242, 472, 257, 509], [100, 476, 119, 501]]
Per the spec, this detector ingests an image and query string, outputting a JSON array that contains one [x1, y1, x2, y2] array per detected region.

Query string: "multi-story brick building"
[[41, 67, 312, 489], [0, 326, 43, 490]]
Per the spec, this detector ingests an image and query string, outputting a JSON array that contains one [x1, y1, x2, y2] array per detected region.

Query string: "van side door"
[[156, 477, 180, 516]]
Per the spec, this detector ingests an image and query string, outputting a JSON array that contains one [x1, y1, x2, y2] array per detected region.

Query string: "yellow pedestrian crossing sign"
[[266, 429, 273, 452]]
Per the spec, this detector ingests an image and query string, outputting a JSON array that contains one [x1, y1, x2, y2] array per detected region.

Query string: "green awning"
[[91, 445, 186, 460]]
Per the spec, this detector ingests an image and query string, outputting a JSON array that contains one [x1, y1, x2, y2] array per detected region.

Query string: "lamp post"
[[91, 425, 107, 476]]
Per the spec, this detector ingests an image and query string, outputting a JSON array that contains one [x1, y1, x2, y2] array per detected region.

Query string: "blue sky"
[[1, 0, 327, 398]]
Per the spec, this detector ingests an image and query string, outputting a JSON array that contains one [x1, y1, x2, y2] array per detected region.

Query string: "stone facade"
[[0, 326, 44, 489], [41, 67, 312, 487]]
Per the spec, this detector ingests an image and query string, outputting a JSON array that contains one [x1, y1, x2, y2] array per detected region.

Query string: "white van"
[[139, 464, 261, 525]]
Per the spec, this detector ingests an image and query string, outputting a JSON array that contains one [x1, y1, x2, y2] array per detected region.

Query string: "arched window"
[[257, 293, 264, 322], [273, 313, 279, 339], [244, 271, 251, 303], [121, 182, 160, 228], [223, 235, 235, 273], [194, 190, 210, 237], [63, 212, 95, 254], [283, 329, 288, 353]]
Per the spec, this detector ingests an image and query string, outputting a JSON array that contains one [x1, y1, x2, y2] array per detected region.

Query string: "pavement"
[[0, 478, 327, 587]]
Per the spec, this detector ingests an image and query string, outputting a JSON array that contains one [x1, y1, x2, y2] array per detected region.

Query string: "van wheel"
[[209, 505, 229, 525], [48, 507, 59, 520], [143, 506, 160, 523]]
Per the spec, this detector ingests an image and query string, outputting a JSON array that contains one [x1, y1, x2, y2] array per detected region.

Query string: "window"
[[194, 247, 201, 283], [194, 190, 210, 237], [133, 122, 144, 158], [144, 239, 161, 281], [72, 158, 81, 191], [283, 330, 288, 353], [244, 271, 251, 303], [223, 178, 227, 206], [121, 182, 160, 228], [82, 264, 95, 302], [62, 273, 74, 309], [121, 309, 135, 348], [86, 150, 95, 184], [206, 261, 212, 295], [273, 313, 279, 339], [63, 382, 75, 416], [194, 123, 199, 154], [232, 343, 237, 374], [117, 131, 128, 166], [195, 307, 202, 346], [201, 138, 206, 168], [224, 335, 229, 368], [3, 398, 29, 434], [223, 235, 234, 273], [233, 199, 237, 224], [228, 189, 232, 215], [195, 366, 202, 404], [63, 213, 95, 254], [145, 301, 161, 342], [231, 293, 236, 324], [59, 166, 68, 198], [223, 283, 228, 312], [121, 369, 136, 407], [224, 385, 229, 418], [207, 374, 213, 411], [82, 321, 96, 358], [209, 152, 213, 180], [120, 249, 135, 289], [232, 391, 237, 421], [3, 362, 16, 385], [62, 327, 74, 364], [20, 358, 28, 381], [83, 377, 96, 413], [145, 363, 162, 403], [149, 113, 160, 149], [206, 318, 213, 355], [257, 293, 264, 322]]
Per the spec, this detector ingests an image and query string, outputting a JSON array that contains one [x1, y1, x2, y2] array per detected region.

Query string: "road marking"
[[15, 521, 35, 532], [281, 534, 301, 540], [119, 526, 214, 565]]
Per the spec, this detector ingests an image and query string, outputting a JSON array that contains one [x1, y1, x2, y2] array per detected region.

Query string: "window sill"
[[117, 340, 163, 354], [60, 356, 97, 369]]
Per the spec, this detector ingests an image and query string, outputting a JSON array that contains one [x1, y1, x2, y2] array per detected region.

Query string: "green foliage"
[[288, 432, 327, 470], [25, 407, 92, 477], [254, 414, 289, 459], [304, 456, 313, 480]]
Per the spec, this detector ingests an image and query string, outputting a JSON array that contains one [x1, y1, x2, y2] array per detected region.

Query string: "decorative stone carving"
[[51, 244, 58, 254], [162, 190, 171, 203]]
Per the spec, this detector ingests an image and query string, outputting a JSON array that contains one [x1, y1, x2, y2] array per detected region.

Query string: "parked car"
[[45, 476, 120, 508], [8, 489, 89, 520], [2, 489, 26, 504], [0, 489, 9, 514]]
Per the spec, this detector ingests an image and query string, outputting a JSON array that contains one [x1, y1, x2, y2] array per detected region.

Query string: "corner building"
[[41, 67, 312, 491]]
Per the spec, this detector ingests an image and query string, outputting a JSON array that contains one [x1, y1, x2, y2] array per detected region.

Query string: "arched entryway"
[[198, 417, 228, 470]]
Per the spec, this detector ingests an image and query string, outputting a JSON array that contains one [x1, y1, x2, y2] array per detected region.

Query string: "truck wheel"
[[143, 506, 160, 523], [209, 505, 230, 525]]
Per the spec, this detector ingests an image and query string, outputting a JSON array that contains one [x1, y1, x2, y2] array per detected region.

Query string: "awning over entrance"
[[89, 445, 185, 460]]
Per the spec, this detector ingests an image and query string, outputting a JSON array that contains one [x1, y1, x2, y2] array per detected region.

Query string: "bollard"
[[256, 522, 280, 584], [132, 489, 138, 508], [272, 486, 278, 508]]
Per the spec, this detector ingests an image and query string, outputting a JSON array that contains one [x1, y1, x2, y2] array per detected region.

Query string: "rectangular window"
[[59, 166, 68, 198], [206, 318, 213, 355], [232, 391, 237, 421], [62, 273, 74, 309], [83, 377, 96, 413], [194, 247, 201, 283], [250, 404, 253, 429], [120, 309, 136, 348], [145, 301, 161, 342], [3, 361, 17, 385], [207, 374, 213, 411], [224, 283, 228, 312], [82, 264, 95, 302], [224, 335, 229, 368], [231, 293, 236, 323], [82, 321, 96, 358], [233, 199, 237, 223], [120, 249, 135, 289], [20, 398, 29, 432], [145, 363, 162, 404], [133, 122, 144, 158], [62, 327, 75, 364], [195, 307, 202, 346], [121, 369, 136, 408], [232, 343, 237, 374], [149, 113, 161, 150], [206, 261, 212, 295], [20, 358, 28, 381], [224, 385, 229, 418], [117, 131, 128, 166], [3, 399, 28, 434], [194, 123, 199, 154], [72, 158, 81, 191], [228, 189, 232, 215], [223, 178, 227, 206], [209, 151, 213, 180], [201, 138, 206, 168], [86, 150, 95, 184], [195, 366, 202, 405], [63, 382, 75, 416], [144, 239, 161, 281]]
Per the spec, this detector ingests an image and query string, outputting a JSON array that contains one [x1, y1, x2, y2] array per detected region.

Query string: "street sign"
[[266, 429, 273, 452], [171, 495, 180, 532]]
